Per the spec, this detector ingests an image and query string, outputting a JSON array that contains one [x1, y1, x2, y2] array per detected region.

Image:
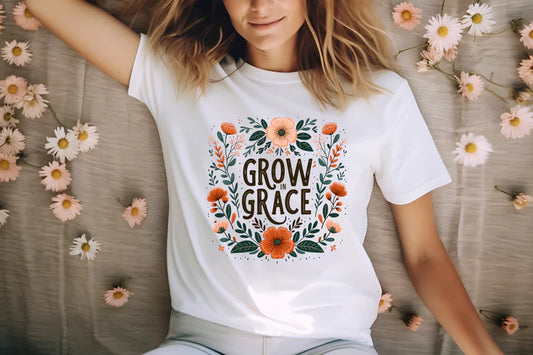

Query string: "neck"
[[246, 41, 298, 72]]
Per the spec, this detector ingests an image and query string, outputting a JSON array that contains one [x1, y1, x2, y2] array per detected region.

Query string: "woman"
[[26, 0, 503, 354]]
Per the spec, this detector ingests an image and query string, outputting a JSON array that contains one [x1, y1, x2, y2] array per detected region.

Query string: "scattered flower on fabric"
[[519, 22, 533, 50], [443, 44, 458, 61], [19, 83, 49, 119], [325, 220, 342, 233], [0, 127, 26, 156], [0, 208, 8, 227], [0, 154, 21, 182], [70, 120, 99, 152], [392, 2, 422, 31], [416, 46, 443, 72], [494, 186, 532, 210], [404, 314, 423, 331], [213, 220, 229, 234], [69, 233, 101, 261], [479, 310, 525, 335], [452, 132, 493, 167], [221, 122, 237, 135], [456, 72, 484, 101], [104, 286, 134, 308], [0, 75, 28, 106], [378, 293, 393, 314], [50, 193, 83, 222], [44, 126, 80, 163], [499, 106, 533, 139], [266, 117, 297, 148], [0, 105, 18, 128], [461, 2, 495, 37], [122, 197, 147, 228], [12, 1, 42, 31], [0, 4, 6, 35], [1, 40, 32, 67], [260, 226, 295, 259], [423, 13, 463, 52], [517, 55, 533, 86], [39, 160, 72, 192], [513, 87, 533, 106]]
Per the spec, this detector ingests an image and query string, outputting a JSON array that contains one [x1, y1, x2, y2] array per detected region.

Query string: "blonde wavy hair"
[[123, 0, 398, 110]]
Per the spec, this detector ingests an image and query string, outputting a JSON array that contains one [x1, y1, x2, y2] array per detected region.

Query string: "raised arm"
[[25, 0, 140, 86]]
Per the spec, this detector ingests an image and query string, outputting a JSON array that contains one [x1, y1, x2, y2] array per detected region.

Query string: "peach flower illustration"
[[221, 122, 237, 135], [329, 182, 347, 197], [266, 117, 297, 148], [213, 220, 229, 234], [322, 123, 337, 135], [260, 226, 295, 259], [207, 187, 229, 202], [325, 220, 342, 233]]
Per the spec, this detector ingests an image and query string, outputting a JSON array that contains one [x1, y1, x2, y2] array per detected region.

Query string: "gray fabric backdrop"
[[1, 0, 532, 354]]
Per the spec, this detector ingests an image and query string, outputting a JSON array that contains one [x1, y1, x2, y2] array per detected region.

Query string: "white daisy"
[[44, 127, 80, 163], [0, 105, 19, 128], [461, 3, 496, 37], [0, 127, 26, 156], [69, 233, 101, 261], [19, 83, 49, 119], [453, 132, 493, 167], [499, 106, 533, 139], [519, 22, 533, 50], [424, 13, 463, 52], [456, 71, 484, 101], [0, 209, 9, 227], [0, 75, 28, 106], [70, 120, 99, 152], [1, 40, 32, 67]]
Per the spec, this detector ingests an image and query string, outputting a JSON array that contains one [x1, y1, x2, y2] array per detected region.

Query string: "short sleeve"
[[374, 80, 452, 205]]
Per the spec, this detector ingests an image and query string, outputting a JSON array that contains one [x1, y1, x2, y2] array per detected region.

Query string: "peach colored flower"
[[456, 72, 484, 101], [378, 293, 393, 314], [207, 187, 229, 202], [404, 314, 423, 331], [0, 127, 26, 156], [122, 197, 147, 228], [500, 316, 519, 335], [513, 193, 533, 210], [329, 182, 347, 197], [0, 75, 28, 106], [322, 123, 337, 135], [0, 105, 18, 128], [392, 2, 421, 31], [266, 117, 297, 148], [325, 220, 341, 233], [221, 122, 237, 135], [19, 83, 49, 119], [260, 226, 294, 259], [213, 220, 229, 234], [12, 1, 42, 31], [517, 55, 533, 86], [423, 13, 463, 52], [499, 106, 533, 139], [0, 154, 21, 182], [416, 45, 443, 72], [50, 193, 83, 222], [104, 286, 133, 308], [519, 22, 533, 50], [39, 161, 72, 192], [1, 40, 32, 67], [513, 87, 533, 106], [443, 44, 458, 61]]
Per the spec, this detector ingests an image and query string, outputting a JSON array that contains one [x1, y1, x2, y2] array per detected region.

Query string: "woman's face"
[[222, 0, 306, 56]]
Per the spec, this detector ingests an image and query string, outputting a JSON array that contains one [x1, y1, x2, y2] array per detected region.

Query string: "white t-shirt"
[[128, 33, 451, 346]]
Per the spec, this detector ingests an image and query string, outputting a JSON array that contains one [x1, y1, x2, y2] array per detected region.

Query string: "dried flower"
[[0, 4, 6, 35], [517, 55, 533, 86], [424, 14, 463, 52], [494, 186, 532, 210], [39, 161, 72, 192], [69, 233, 101, 261], [461, 3, 495, 37], [513, 87, 533, 106], [44, 127, 80, 163], [0, 154, 21, 182], [12, 1, 42, 31], [378, 293, 393, 314], [499, 106, 533, 139], [404, 314, 423, 331], [0, 105, 18, 128], [50, 193, 83, 222], [122, 197, 147, 228], [452, 133, 493, 167], [0, 208, 9, 227], [519, 22, 533, 50], [0, 127, 26, 156], [19, 83, 49, 119], [479, 310, 527, 335], [392, 2, 422, 31], [104, 286, 133, 308], [1, 40, 32, 67]]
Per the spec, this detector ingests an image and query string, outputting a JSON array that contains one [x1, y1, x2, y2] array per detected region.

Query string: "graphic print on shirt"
[[207, 117, 348, 261]]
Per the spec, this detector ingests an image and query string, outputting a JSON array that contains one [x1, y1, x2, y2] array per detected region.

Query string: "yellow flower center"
[[51, 169, 62, 179], [12, 46, 22, 56], [509, 324, 516, 330], [529, 30, 533, 40], [8, 85, 18, 95], [510, 117, 520, 126], [62, 200, 71, 209], [466, 83, 474, 93], [0, 159, 9, 170], [58, 138, 69, 149], [401, 10, 412, 20], [131, 207, 139, 216], [379, 299, 384, 306], [78, 131, 88, 141], [3, 113, 10, 121], [81, 243, 90, 252], [24, 9, 33, 18], [472, 13, 483, 24], [438, 26, 449, 37], [113, 292, 123, 299], [465, 143, 477, 153]]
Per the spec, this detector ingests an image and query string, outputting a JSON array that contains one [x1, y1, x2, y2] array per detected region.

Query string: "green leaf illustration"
[[297, 241, 324, 253], [231, 241, 259, 253]]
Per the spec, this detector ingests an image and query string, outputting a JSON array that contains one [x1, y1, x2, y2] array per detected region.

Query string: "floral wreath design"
[[207, 117, 348, 260]]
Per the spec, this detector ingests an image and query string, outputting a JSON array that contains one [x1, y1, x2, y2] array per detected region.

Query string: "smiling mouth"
[[249, 17, 285, 29]]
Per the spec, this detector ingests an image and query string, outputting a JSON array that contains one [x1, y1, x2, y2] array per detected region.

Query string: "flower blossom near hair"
[[50, 193, 83, 222], [456, 72, 484, 101], [0, 208, 9, 227], [122, 197, 147, 228], [70, 120, 99, 152], [12, 1, 42, 31], [1, 40, 32, 67], [39, 161, 72, 192], [378, 293, 393, 314], [519, 22, 533, 50], [452, 133, 493, 167], [0, 75, 28, 106], [44, 127, 80, 163], [19, 83, 49, 119], [499, 106, 533, 139], [461, 3, 495, 37], [69, 233, 101, 261], [0, 154, 21, 182], [423, 14, 463, 52], [517, 56, 533, 86], [0, 127, 26, 156], [392, 2, 422, 31], [404, 314, 423, 331], [0, 105, 18, 128], [104, 286, 134, 308]]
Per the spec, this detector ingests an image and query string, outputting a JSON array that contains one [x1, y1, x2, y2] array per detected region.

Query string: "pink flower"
[[423, 13, 463, 52], [404, 314, 423, 331], [0, 154, 21, 182], [456, 72, 484, 101], [213, 220, 229, 234], [325, 220, 342, 233], [500, 316, 519, 335], [20, 83, 49, 119], [266, 117, 297, 148], [39, 161, 72, 192], [12, 1, 42, 31], [443, 44, 458, 61], [517, 56, 533, 86], [0, 4, 6, 35], [378, 293, 393, 314], [50, 193, 83, 222], [0, 75, 28, 106], [1, 40, 32, 67], [122, 197, 147, 228], [513, 193, 533, 210], [499, 106, 533, 139], [392, 2, 421, 30], [0, 127, 26, 156], [103, 287, 133, 308], [519, 22, 533, 50], [416, 45, 443, 72]]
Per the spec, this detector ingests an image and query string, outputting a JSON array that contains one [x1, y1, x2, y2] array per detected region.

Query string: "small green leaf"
[[231, 241, 259, 253], [261, 119, 268, 129], [249, 131, 265, 141], [297, 241, 324, 253], [217, 131, 224, 142], [297, 132, 311, 140], [296, 140, 313, 152]]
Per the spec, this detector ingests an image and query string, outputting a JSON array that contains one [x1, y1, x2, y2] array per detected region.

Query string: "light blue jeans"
[[144, 309, 379, 355]]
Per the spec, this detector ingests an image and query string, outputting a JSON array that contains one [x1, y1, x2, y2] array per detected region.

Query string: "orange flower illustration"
[[329, 182, 347, 197], [266, 117, 297, 148], [221, 122, 237, 135], [322, 123, 337, 135], [325, 220, 342, 233], [260, 226, 295, 259], [213, 220, 228, 234], [207, 187, 229, 202]]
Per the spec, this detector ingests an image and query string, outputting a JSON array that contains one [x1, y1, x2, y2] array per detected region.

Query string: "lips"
[[249, 17, 284, 29]]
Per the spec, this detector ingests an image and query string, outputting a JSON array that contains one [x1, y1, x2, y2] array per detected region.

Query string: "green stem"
[[479, 309, 502, 322], [482, 26, 512, 37], [494, 185, 514, 197], [440, 0, 446, 16], [396, 42, 427, 57], [469, 72, 507, 88], [47, 104, 67, 128], [431, 65, 458, 84], [484, 87, 510, 105]]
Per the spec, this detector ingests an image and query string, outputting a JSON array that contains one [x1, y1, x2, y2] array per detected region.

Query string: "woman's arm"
[[25, 0, 139, 86], [390, 193, 503, 355]]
